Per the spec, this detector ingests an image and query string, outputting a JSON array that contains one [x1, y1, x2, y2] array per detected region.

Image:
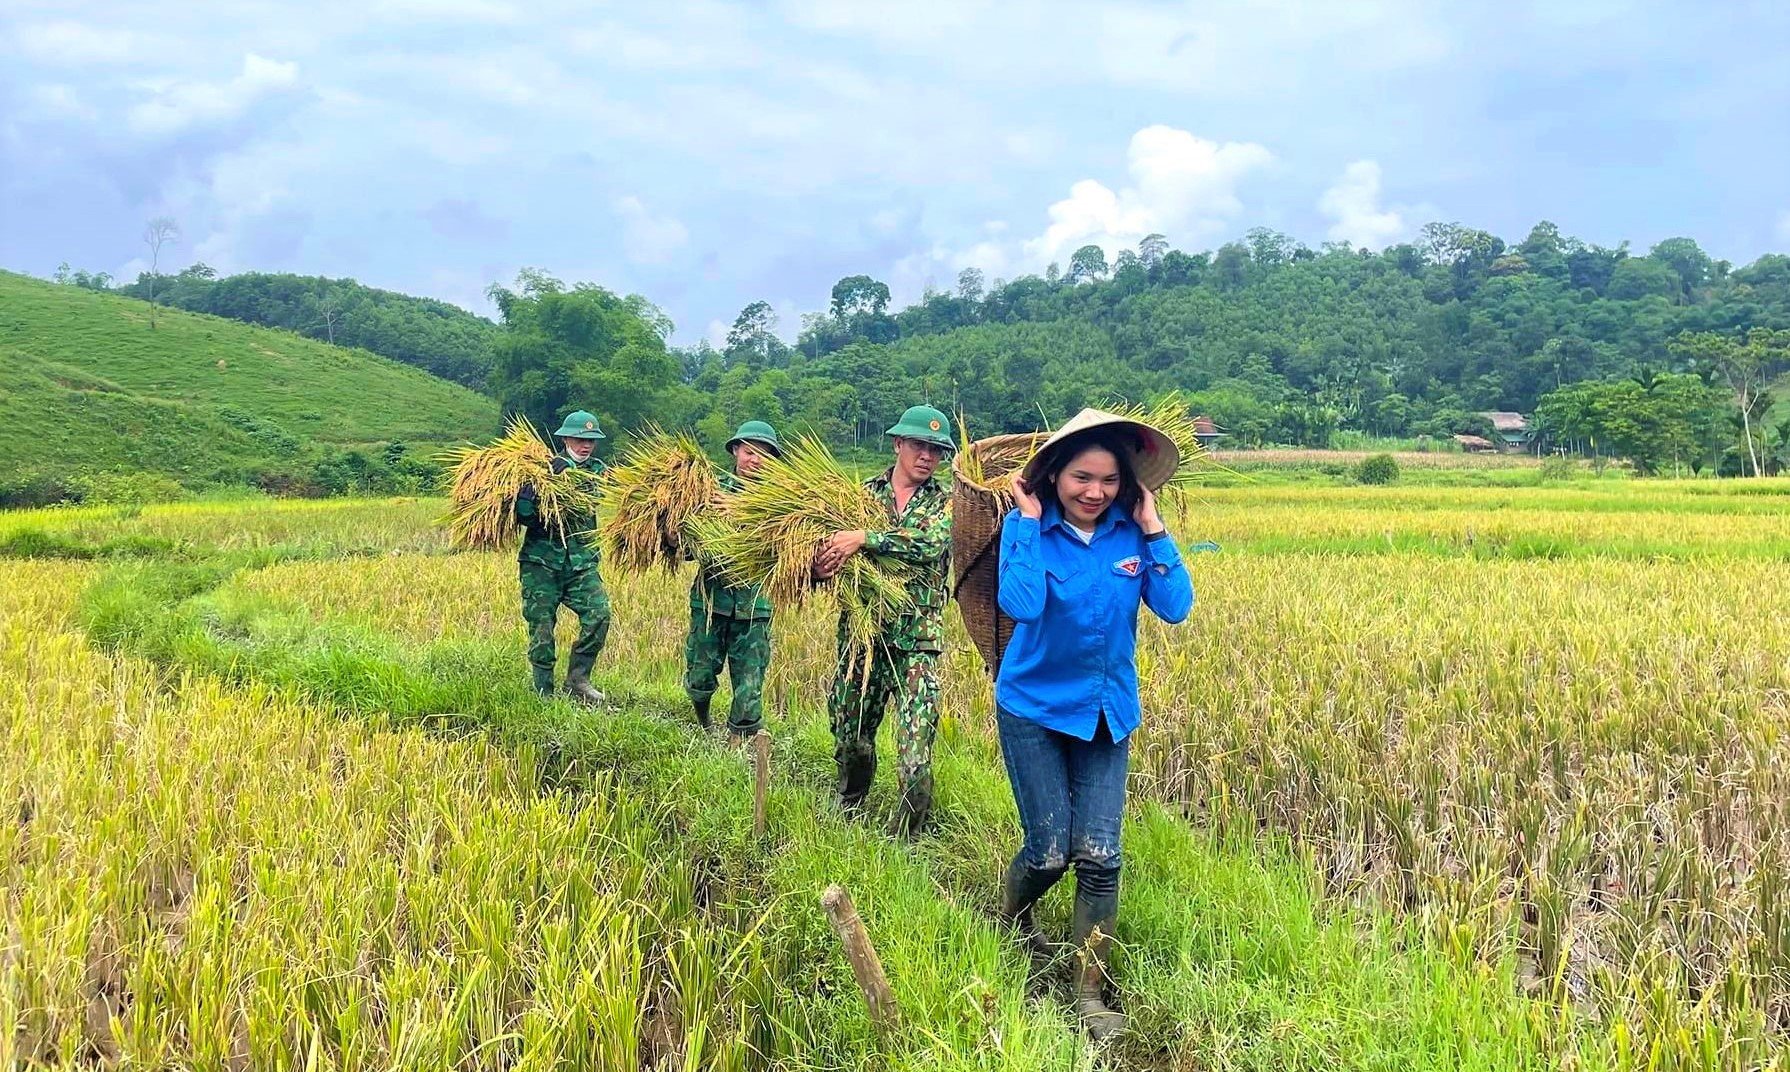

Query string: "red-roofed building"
[[1192, 415, 1226, 449]]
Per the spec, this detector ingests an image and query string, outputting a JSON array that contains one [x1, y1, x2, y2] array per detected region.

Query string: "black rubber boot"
[[885, 771, 934, 840], [1071, 875, 1126, 1041], [999, 857, 1067, 961], [562, 651, 604, 706], [833, 750, 875, 814], [531, 666, 556, 697], [692, 696, 713, 729]]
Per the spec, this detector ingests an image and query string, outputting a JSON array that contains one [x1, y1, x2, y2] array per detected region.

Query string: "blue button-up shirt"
[[994, 502, 1194, 742]]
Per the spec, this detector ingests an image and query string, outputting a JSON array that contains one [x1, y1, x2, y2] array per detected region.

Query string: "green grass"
[[0, 270, 497, 487]]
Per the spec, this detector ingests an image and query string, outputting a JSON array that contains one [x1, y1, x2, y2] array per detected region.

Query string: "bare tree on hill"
[[141, 217, 179, 328]]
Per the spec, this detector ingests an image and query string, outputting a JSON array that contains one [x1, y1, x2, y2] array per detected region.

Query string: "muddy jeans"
[[997, 707, 1128, 906]]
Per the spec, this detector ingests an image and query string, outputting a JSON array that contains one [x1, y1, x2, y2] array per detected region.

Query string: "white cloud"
[[886, 126, 1271, 297], [15, 21, 137, 64], [1022, 125, 1273, 266], [779, 0, 1452, 94], [565, 6, 764, 72], [127, 54, 300, 135], [368, 0, 518, 23], [615, 196, 689, 265], [402, 118, 510, 165], [25, 84, 97, 121], [1317, 159, 1409, 248], [867, 208, 905, 236], [890, 239, 1012, 303]]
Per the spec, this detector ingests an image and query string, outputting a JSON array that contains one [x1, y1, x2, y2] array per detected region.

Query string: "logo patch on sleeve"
[[1112, 555, 1142, 577]]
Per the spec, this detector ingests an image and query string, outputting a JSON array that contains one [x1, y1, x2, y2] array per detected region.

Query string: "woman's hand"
[[1132, 484, 1165, 535], [1011, 476, 1044, 520]]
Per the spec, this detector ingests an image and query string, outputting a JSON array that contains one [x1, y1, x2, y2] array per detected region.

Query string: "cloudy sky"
[[4, 2, 1788, 345]]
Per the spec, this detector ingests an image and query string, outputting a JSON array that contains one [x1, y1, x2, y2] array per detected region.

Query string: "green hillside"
[[118, 270, 499, 389], [0, 271, 498, 499]]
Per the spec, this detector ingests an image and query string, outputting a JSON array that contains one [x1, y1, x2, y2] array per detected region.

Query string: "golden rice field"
[[7, 476, 1790, 1068], [0, 563, 797, 1070]]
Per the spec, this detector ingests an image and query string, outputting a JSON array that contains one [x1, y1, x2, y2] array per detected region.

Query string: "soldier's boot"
[[531, 666, 556, 697], [833, 750, 875, 815], [885, 770, 934, 840], [562, 651, 605, 706], [999, 858, 1067, 961], [1070, 879, 1126, 1041], [692, 696, 713, 730]]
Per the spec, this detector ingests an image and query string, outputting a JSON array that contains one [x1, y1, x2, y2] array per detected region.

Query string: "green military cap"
[[885, 405, 955, 451], [554, 410, 606, 439], [725, 420, 783, 457]]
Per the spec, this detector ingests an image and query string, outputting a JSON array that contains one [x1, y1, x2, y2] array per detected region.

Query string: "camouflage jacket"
[[691, 472, 773, 620], [855, 468, 952, 653], [515, 454, 602, 572]]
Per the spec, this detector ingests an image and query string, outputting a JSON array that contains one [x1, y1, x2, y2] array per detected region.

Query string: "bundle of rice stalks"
[[1103, 390, 1210, 491], [688, 435, 912, 650], [601, 425, 721, 574], [954, 428, 1047, 506], [438, 416, 602, 551], [958, 393, 1212, 501]]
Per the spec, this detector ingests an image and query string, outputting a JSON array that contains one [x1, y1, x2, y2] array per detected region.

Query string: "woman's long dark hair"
[[1034, 429, 1142, 521]]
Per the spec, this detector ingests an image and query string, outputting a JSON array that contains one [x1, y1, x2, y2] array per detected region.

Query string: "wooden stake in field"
[[752, 732, 772, 838], [820, 885, 899, 1032]]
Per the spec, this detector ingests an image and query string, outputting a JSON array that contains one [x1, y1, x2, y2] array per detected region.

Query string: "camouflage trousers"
[[519, 560, 611, 686], [828, 643, 941, 811], [683, 608, 772, 735]]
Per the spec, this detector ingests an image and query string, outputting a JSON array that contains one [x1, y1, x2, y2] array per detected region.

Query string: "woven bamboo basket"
[[951, 431, 1047, 675]]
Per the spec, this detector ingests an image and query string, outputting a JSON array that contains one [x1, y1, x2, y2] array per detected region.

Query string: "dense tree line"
[[116, 267, 498, 388], [683, 223, 1790, 469], [62, 216, 1790, 476]]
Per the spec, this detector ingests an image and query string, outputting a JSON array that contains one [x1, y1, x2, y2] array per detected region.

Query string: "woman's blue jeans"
[[997, 708, 1129, 908]]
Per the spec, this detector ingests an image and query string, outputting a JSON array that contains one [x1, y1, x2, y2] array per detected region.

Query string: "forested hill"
[[0, 270, 497, 503], [114, 269, 498, 389], [55, 218, 1790, 469], [693, 223, 1790, 450]]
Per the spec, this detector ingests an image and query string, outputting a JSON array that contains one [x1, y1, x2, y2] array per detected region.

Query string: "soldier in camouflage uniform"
[[515, 410, 611, 704], [685, 420, 783, 741], [814, 405, 955, 838]]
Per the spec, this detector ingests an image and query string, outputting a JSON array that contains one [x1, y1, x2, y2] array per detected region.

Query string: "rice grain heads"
[[439, 417, 602, 551], [689, 435, 911, 649], [602, 426, 720, 574]]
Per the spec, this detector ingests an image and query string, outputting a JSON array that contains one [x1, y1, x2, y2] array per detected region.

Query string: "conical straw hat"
[[1019, 407, 1179, 492]]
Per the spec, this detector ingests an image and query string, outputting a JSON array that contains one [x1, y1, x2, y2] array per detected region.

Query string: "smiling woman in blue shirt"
[[994, 407, 1195, 1040]]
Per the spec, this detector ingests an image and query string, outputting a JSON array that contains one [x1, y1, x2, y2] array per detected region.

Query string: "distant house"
[[1454, 433, 1497, 453], [1192, 415, 1227, 450], [1476, 411, 1532, 451]]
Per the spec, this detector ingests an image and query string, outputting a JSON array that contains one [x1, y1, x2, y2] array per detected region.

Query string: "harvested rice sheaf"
[[438, 416, 602, 551], [688, 435, 912, 649], [956, 392, 1211, 506], [1104, 390, 1210, 491], [602, 426, 721, 574]]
